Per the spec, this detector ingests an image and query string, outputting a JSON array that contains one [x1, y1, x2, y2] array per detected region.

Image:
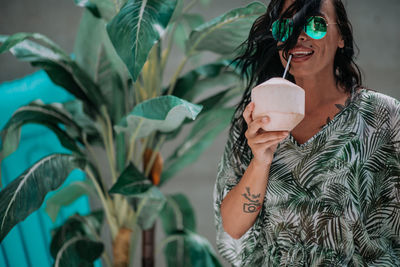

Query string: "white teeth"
[[292, 51, 313, 55]]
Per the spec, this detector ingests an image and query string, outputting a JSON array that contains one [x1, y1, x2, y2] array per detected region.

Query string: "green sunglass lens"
[[272, 19, 293, 42], [305, 16, 327, 39]]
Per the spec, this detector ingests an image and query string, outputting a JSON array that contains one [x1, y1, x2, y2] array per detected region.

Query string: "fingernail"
[[262, 117, 268, 122]]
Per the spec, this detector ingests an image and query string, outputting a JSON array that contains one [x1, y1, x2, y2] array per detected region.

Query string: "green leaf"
[[74, 9, 130, 89], [172, 14, 205, 51], [183, 14, 205, 30], [186, 2, 266, 55], [0, 32, 68, 58], [73, 0, 101, 18], [0, 154, 86, 242], [136, 186, 166, 230], [163, 230, 222, 267], [106, 0, 177, 81], [53, 237, 104, 267], [0, 33, 105, 112], [114, 95, 202, 139], [50, 211, 104, 266], [0, 101, 83, 160], [160, 194, 196, 235], [161, 107, 234, 185], [173, 22, 187, 51], [109, 163, 152, 196], [45, 179, 95, 222], [169, 60, 238, 101]]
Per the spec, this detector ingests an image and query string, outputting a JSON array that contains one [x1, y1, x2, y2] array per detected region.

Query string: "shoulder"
[[356, 88, 400, 140], [357, 88, 400, 112], [354, 88, 400, 120]]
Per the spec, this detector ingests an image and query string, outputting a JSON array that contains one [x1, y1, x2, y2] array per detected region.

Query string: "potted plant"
[[0, 0, 266, 266]]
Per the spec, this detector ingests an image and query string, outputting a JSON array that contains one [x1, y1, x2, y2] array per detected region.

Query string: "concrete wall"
[[1, 0, 399, 266]]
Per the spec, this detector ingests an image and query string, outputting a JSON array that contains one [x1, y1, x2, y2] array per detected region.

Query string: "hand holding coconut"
[[243, 102, 289, 165]]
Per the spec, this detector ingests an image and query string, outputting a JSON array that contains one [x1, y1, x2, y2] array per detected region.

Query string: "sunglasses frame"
[[271, 15, 337, 42]]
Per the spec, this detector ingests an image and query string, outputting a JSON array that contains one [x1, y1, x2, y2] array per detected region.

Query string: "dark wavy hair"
[[230, 0, 363, 166]]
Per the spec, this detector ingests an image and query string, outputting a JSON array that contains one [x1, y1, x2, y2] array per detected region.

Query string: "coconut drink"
[[250, 55, 305, 131]]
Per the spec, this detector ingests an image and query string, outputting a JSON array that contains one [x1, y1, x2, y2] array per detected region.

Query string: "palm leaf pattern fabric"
[[214, 88, 400, 266]]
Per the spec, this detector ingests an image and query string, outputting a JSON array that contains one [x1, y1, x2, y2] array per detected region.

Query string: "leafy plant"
[[0, 0, 265, 266]]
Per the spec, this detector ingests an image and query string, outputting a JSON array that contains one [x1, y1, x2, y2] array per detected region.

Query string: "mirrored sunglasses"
[[271, 16, 337, 42]]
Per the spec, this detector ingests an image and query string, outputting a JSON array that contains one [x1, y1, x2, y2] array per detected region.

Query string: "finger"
[[252, 136, 286, 149], [242, 102, 254, 125], [246, 117, 270, 138], [251, 131, 289, 144]]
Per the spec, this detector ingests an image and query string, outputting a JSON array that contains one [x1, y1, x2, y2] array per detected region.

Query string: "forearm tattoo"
[[242, 187, 262, 213]]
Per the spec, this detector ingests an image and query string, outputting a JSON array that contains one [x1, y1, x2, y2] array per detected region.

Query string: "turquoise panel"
[[0, 71, 98, 267]]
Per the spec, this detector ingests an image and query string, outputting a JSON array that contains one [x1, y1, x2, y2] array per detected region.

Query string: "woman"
[[214, 0, 400, 265]]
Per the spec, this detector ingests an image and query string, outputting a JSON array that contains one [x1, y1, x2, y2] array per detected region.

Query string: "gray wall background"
[[1, 0, 399, 266]]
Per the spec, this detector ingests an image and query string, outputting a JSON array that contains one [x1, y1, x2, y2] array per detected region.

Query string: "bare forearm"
[[220, 159, 271, 239]]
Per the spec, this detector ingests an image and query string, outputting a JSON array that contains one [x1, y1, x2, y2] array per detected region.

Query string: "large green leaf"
[[74, 9, 130, 89], [114, 95, 202, 139], [161, 107, 234, 185], [0, 33, 105, 112], [106, 0, 177, 81], [136, 186, 166, 230], [0, 101, 82, 162], [0, 154, 86, 242], [162, 230, 222, 267], [50, 211, 104, 267], [0, 101, 83, 161], [186, 2, 266, 55], [109, 163, 152, 195], [45, 179, 95, 222], [160, 194, 196, 235]]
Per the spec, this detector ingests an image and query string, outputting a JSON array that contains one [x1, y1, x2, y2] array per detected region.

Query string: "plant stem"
[[102, 253, 113, 267], [128, 223, 140, 267], [126, 118, 144, 164], [82, 134, 107, 188], [85, 166, 119, 238], [100, 106, 118, 183], [142, 225, 156, 267], [112, 0, 120, 13], [117, 197, 130, 226]]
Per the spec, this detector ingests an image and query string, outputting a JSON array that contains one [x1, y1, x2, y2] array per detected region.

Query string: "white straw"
[[282, 54, 292, 79]]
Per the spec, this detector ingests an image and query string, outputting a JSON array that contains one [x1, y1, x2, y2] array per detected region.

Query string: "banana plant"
[[0, 0, 266, 266]]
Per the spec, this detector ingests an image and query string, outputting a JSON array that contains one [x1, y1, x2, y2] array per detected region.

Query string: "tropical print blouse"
[[214, 88, 400, 266]]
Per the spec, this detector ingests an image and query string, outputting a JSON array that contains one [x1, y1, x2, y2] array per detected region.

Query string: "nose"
[[297, 29, 308, 41]]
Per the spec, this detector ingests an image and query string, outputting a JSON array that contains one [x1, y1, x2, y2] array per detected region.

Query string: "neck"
[[294, 71, 346, 115]]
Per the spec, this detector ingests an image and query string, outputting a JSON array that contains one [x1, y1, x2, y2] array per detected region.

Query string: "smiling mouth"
[[291, 51, 314, 58]]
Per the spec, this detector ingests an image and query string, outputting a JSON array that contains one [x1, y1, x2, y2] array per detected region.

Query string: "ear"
[[338, 36, 345, 48]]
